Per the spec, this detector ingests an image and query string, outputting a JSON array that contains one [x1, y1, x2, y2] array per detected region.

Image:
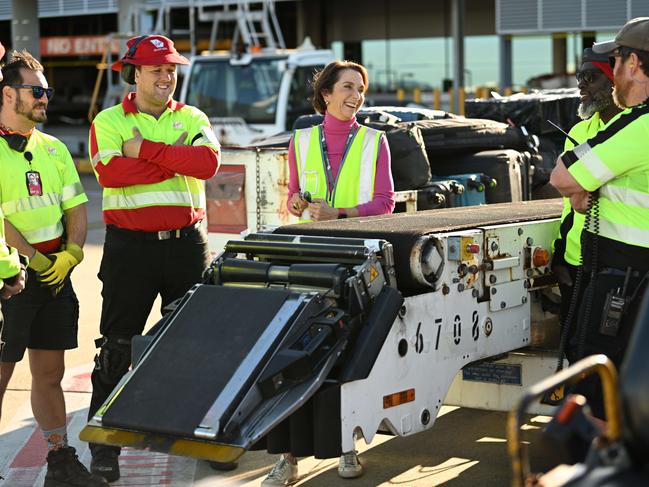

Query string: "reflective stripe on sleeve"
[[572, 142, 614, 183], [92, 149, 122, 167], [61, 182, 85, 202]]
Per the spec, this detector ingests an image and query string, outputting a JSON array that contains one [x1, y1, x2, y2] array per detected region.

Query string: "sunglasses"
[[11, 84, 55, 101], [576, 70, 601, 84]]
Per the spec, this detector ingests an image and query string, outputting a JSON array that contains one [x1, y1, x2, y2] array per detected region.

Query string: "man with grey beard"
[[552, 48, 620, 327]]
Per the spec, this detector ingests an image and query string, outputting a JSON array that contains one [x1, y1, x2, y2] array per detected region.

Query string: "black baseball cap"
[[582, 47, 610, 63], [593, 17, 649, 54]]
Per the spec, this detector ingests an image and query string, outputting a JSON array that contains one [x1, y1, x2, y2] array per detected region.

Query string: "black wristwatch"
[[337, 208, 348, 219]]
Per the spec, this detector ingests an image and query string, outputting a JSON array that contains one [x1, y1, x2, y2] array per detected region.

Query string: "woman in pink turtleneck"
[[261, 62, 390, 487], [285, 61, 395, 222]]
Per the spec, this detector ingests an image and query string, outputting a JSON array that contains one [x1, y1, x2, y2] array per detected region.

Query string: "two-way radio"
[[547, 119, 580, 147]]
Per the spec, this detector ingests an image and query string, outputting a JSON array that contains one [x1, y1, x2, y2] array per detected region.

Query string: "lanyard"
[[319, 124, 358, 202]]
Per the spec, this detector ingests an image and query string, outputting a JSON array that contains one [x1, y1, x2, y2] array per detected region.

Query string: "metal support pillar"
[[118, 0, 145, 34], [451, 0, 465, 114], [499, 35, 513, 91], [11, 0, 40, 57], [552, 34, 567, 74], [582, 32, 596, 52]]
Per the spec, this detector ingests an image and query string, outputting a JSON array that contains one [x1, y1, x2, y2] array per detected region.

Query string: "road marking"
[[1, 363, 198, 486]]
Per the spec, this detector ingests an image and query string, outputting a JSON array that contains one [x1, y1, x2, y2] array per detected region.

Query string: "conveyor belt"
[[101, 285, 292, 437], [276, 199, 563, 294]]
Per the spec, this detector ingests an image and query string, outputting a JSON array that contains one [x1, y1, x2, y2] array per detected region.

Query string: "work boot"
[[337, 451, 363, 479], [90, 448, 120, 482], [261, 456, 298, 486], [44, 446, 109, 487]]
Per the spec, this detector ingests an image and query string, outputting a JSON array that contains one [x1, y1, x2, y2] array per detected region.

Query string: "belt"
[[107, 221, 201, 241]]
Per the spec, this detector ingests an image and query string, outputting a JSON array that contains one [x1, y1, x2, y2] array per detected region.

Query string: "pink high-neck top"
[[287, 111, 395, 216]]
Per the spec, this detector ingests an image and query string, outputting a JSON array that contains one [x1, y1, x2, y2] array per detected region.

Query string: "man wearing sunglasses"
[[0, 51, 107, 486], [550, 17, 649, 420], [87, 35, 220, 482]]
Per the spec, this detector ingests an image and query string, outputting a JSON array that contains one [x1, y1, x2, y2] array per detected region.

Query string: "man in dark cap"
[[550, 18, 649, 418], [552, 48, 621, 358]]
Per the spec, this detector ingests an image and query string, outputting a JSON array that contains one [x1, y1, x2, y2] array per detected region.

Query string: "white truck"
[[179, 46, 334, 147]]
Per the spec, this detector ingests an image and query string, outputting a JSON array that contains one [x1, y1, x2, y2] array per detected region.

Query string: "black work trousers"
[[567, 268, 647, 419], [88, 224, 211, 455]]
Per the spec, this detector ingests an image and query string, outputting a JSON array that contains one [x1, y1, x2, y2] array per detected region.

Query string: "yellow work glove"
[[38, 242, 84, 293], [28, 250, 53, 273]]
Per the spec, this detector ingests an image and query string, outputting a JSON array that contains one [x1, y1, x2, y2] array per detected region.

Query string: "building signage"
[[40, 36, 120, 57]]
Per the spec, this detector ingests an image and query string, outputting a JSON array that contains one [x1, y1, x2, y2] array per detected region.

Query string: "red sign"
[[40, 36, 121, 57]]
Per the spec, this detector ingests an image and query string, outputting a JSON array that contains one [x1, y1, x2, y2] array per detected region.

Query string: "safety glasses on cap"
[[10, 84, 55, 101]]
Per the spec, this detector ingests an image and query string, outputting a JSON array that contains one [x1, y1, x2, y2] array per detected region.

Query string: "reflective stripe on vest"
[[294, 124, 381, 210], [102, 185, 206, 211], [2, 192, 61, 215], [20, 221, 64, 244], [594, 183, 649, 247]]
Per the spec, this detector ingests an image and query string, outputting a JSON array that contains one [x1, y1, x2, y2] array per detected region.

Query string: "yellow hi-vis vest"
[[554, 112, 605, 266], [293, 124, 381, 218]]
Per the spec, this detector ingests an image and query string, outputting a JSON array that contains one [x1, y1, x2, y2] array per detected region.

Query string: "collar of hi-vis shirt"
[[121, 92, 185, 115]]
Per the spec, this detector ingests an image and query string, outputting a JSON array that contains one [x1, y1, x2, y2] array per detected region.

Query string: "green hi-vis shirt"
[[563, 101, 649, 248], [553, 112, 605, 266], [0, 130, 87, 246], [90, 97, 219, 230]]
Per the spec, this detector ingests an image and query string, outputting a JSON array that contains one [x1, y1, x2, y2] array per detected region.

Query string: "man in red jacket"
[[87, 35, 220, 482]]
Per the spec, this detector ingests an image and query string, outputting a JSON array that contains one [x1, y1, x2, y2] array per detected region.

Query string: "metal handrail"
[[507, 354, 621, 487]]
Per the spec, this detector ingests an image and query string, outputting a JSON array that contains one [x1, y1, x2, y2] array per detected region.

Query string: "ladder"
[[198, 0, 286, 53], [88, 0, 287, 119]]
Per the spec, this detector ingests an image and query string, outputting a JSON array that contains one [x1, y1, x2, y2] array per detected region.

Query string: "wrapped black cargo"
[[465, 88, 580, 136], [413, 118, 532, 157]]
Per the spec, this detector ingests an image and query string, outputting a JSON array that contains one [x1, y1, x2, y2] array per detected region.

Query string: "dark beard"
[[578, 89, 614, 119], [15, 91, 47, 123]]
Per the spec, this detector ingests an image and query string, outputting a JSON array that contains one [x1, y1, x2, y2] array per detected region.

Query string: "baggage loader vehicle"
[[81, 200, 563, 462]]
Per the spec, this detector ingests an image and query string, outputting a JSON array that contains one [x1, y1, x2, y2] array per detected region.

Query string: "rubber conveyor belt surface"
[[101, 285, 291, 437], [276, 199, 563, 294]]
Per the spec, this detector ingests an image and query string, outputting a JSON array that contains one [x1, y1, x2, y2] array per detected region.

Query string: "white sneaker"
[[337, 451, 363, 479], [261, 456, 299, 486]]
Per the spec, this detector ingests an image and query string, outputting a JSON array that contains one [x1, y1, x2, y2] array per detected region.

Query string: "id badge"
[[26, 171, 43, 196]]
